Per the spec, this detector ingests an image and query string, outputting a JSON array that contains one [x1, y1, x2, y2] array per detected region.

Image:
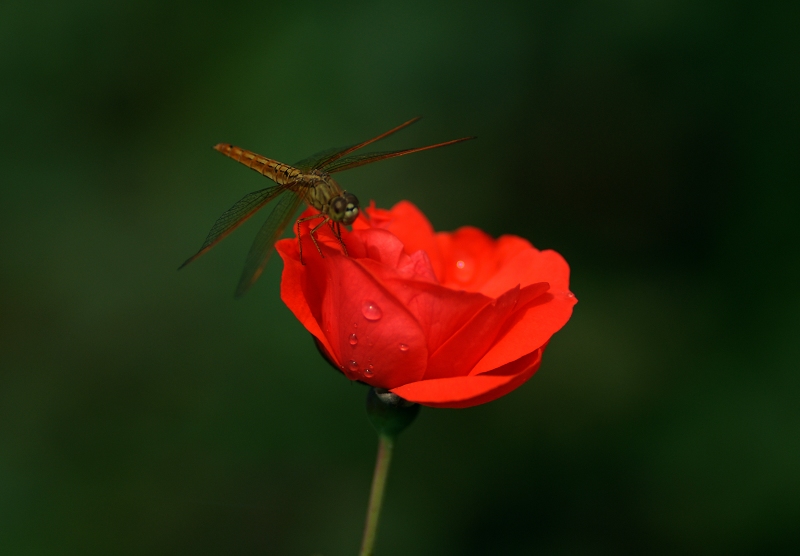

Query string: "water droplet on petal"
[[361, 300, 382, 321], [364, 368, 374, 377], [399, 343, 409, 352], [349, 333, 358, 346], [453, 255, 476, 282], [566, 292, 575, 298], [353, 322, 358, 328], [348, 360, 359, 371]]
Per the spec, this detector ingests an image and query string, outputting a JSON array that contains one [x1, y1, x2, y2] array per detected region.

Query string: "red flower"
[[276, 201, 576, 409]]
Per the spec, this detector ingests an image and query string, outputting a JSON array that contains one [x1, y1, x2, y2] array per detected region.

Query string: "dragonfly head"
[[330, 191, 360, 225]]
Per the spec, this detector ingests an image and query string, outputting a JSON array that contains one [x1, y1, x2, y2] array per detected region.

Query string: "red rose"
[[276, 201, 576, 409]]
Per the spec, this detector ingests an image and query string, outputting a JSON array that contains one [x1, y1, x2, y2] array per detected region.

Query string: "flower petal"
[[471, 289, 576, 375], [349, 228, 438, 284], [277, 237, 338, 359], [366, 201, 444, 280], [436, 227, 500, 292], [391, 348, 543, 408], [355, 267, 494, 356], [302, 241, 429, 390], [479, 247, 572, 298], [424, 285, 521, 379]]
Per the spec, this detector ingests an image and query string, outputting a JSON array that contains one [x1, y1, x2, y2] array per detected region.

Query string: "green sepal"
[[365, 387, 420, 438]]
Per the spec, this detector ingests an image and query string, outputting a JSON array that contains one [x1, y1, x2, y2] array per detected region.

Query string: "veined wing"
[[179, 183, 287, 269], [291, 117, 424, 171], [293, 146, 347, 172], [321, 136, 476, 174], [234, 189, 305, 298]]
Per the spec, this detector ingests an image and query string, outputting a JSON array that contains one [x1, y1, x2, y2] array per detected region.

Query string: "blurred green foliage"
[[1, 0, 798, 554]]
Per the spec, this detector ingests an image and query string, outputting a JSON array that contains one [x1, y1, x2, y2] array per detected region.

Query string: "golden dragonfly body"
[[181, 117, 474, 297], [212, 143, 348, 216]]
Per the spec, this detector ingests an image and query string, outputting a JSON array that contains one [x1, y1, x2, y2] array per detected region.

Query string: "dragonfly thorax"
[[302, 172, 360, 225]]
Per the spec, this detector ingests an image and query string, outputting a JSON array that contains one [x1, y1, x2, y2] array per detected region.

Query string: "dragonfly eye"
[[342, 192, 359, 225], [331, 196, 347, 218], [331, 193, 360, 225]]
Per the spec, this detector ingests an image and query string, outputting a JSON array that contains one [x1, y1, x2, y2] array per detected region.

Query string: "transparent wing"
[[234, 189, 305, 298], [292, 117, 424, 171], [179, 184, 289, 269], [322, 136, 476, 174], [292, 146, 350, 172], [311, 117, 422, 170]]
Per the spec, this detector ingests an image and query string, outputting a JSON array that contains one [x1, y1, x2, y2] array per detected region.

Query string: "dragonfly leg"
[[329, 221, 348, 256], [308, 217, 331, 259], [296, 213, 326, 265]]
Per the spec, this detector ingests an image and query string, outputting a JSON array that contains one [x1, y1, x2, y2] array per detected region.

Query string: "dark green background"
[[2, 1, 798, 554]]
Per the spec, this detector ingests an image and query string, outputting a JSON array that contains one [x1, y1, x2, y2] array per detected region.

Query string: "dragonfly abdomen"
[[213, 143, 302, 185]]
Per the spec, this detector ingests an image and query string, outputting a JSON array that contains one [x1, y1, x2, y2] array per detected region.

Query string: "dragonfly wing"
[[322, 136, 476, 174], [179, 184, 287, 269], [293, 118, 422, 170], [302, 117, 423, 171], [292, 146, 352, 172], [234, 189, 306, 298]]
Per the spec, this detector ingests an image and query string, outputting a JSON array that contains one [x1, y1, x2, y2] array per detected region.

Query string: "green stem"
[[358, 433, 395, 556]]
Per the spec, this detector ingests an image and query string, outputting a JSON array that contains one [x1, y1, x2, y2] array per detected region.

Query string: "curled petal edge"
[[389, 348, 543, 409]]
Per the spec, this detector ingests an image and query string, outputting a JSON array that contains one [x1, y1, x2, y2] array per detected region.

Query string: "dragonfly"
[[180, 117, 475, 297]]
